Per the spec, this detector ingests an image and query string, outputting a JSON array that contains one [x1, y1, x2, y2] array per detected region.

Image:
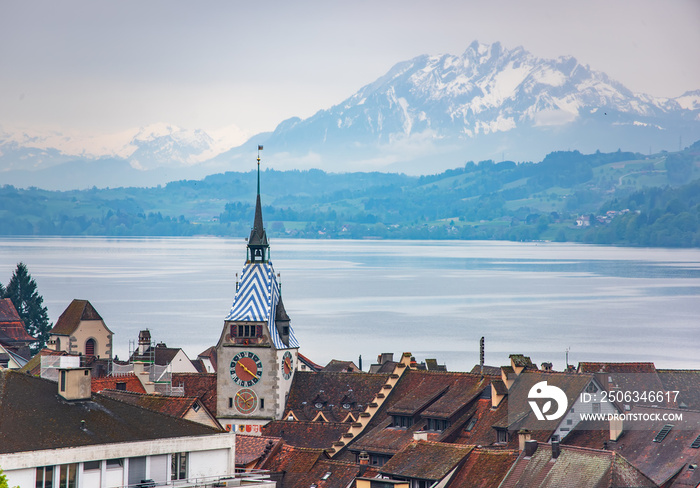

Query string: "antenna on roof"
[[257, 145, 263, 195], [565, 347, 571, 369]]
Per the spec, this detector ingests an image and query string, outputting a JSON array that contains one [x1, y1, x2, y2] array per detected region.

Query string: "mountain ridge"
[[2, 41, 699, 190]]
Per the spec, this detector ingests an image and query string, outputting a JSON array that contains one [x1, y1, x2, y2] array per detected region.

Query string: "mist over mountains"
[[2, 41, 699, 190]]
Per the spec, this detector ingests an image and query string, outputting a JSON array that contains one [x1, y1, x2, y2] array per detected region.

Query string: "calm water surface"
[[0, 237, 698, 372]]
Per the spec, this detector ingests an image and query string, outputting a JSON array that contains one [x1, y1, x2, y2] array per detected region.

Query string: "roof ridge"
[[270, 419, 351, 427]]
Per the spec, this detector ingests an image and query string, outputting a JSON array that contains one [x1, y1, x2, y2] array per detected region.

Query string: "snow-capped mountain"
[[2, 41, 699, 189], [227, 41, 699, 172]]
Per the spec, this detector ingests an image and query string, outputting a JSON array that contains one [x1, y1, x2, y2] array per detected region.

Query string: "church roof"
[[50, 299, 111, 336], [225, 262, 299, 349]]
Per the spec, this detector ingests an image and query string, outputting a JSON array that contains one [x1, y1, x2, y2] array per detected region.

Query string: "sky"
[[1, 0, 699, 155]]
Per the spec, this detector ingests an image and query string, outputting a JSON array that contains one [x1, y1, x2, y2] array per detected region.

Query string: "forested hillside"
[[1, 143, 699, 247]]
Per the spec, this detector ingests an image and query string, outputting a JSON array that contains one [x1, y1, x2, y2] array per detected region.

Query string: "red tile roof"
[[99, 389, 204, 420], [380, 440, 475, 481], [657, 369, 700, 410], [0, 298, 35, 344], [91, 374, 146, 394], [172, 372, 217, 414], [262, 420, 351, 450], [285, 371, 389, 422], [236, 435, 284, 467], [578, 362, 657, 374], [499, 443, 657, 488], [605, 406, 700, 486], [445, 448, 519, 488]]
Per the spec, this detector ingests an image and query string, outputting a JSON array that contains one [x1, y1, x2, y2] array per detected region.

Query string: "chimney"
[[541, 362, 553, 372], [610, 416, 624, 441], [358, 451, 370, 466], [518, 430, 532, 451], [58, 368, 92, 401], [524, 440, 538, 457], [551, 441, 561, 459], [413, 431, 428, 441]]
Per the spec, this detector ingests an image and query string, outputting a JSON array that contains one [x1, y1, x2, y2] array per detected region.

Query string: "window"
[[36, 466, 54, 488], [465, 418, 477, 432], [106, 459, 123, 468], [237, 325, 257, 338], [85, 338, 96, 356], [83, 461, 100, 471], [192, 402, 200, 412], [60, 371, 66, 392], [260, 398, 265, 409], [592, 403, 601, 414], [497, 429, 508, 443], [426, 418, 449, 432], [282, 326, 289, 335], [392, 415, 413, 428], [58, 464, 77, 488], [115, 382, 126, 391], [171, 453, 188, 480]]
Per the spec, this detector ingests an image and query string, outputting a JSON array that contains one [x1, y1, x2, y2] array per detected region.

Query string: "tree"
[[0, 467, 20, 488], [3, 263, 52, 352]]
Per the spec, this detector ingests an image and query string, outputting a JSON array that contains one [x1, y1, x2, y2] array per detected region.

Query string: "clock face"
[[230, 351, 263, 387], [234, 388, 258, 414], [281, 351, 294, 379]]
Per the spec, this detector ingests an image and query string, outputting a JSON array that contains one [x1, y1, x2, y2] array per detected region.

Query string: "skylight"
[[690, 435, 700, 449], [653, 424, 673, 443]]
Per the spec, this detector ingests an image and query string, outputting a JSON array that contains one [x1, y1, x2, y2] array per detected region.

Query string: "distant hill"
[[2, 143, 700, 247], [1, 41, 699, 190]]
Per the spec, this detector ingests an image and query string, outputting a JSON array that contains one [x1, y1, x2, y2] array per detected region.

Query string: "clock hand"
[[240, 363, 259, 379]]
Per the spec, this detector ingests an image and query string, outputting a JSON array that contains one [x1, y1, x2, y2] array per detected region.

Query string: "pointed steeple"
[[247, 146, 269, 263]]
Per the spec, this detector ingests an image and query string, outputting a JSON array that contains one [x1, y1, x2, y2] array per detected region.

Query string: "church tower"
[[216, 147, 300, 433]]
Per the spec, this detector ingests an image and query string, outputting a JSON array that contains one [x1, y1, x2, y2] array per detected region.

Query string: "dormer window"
[[342, 403, 351, 410], [315, 402, 323, 409], [392, 415, 413, 428], [426, 418, 450, 432]]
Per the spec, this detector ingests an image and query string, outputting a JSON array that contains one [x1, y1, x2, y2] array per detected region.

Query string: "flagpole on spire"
[[257, 145, 263, 196]]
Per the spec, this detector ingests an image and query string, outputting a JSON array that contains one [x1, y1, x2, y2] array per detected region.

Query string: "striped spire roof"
[[225, 262, 299, 349]]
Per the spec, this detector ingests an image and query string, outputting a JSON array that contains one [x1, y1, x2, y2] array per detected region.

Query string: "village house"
[[0, 368, 275, 488]]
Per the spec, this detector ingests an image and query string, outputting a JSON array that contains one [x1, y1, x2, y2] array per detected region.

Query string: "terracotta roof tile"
[[236, 435, 284, 466], [350, 417, 440, 456], [0, 298, 35, 344], [262, 420, 350, 450], [380, 440, 474, 481], [445, 448, 519, 488], [657, 369, 700, 409], [99, 389, 201, 419], [285, 371, 389, 422], [293, 459, 365, 488], [262, 443, 324, 488], [172, 372, 217, 414], [578, 362, 657, 374], [605, 406, 700, 486], [500, 443, 657, 488], [91, 374, 147, 394]]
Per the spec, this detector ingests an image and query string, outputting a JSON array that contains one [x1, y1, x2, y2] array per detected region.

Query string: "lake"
[[1, 237, 699, 372]]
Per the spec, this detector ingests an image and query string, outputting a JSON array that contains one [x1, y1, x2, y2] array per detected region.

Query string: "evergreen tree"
[[4, 263, 52, 352]]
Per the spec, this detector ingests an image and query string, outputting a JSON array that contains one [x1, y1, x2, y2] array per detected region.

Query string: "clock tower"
[[216, 148, 300, 432]]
